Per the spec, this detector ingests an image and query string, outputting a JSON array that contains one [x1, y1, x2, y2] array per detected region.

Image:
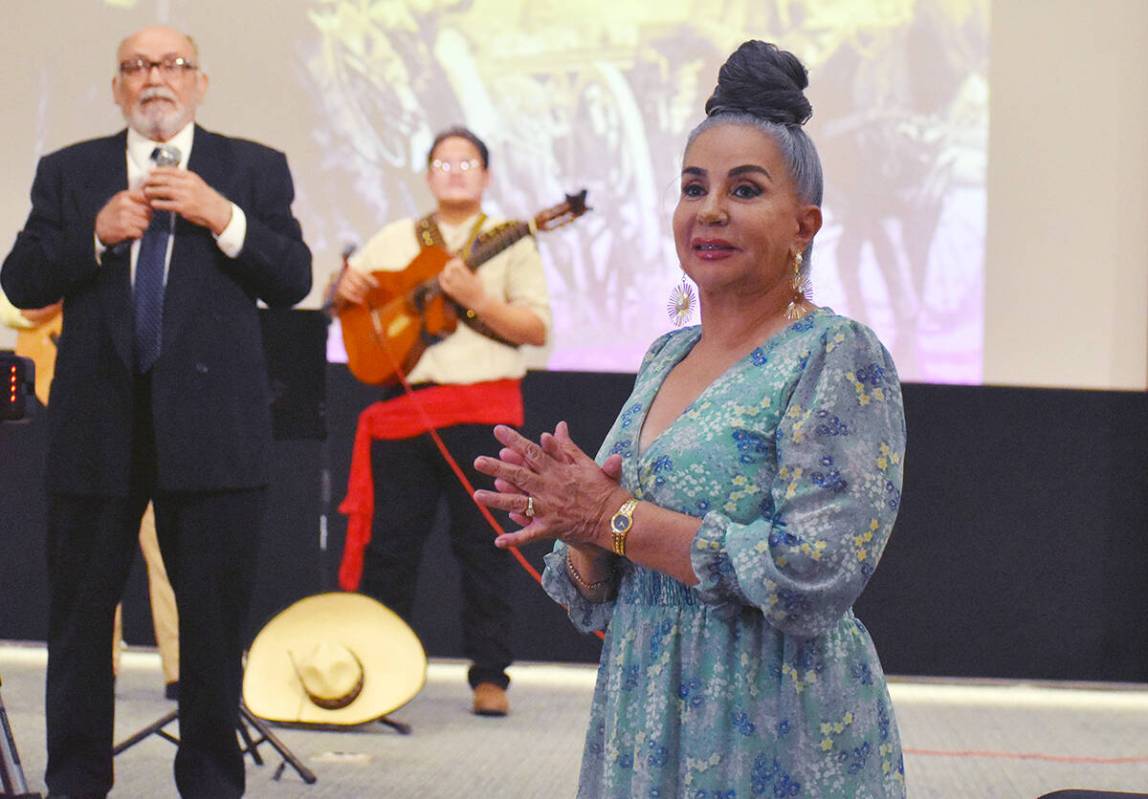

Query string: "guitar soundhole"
[[411, 284, 435, 312]]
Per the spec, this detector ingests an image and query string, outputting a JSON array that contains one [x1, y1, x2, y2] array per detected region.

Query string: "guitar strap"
[[414, 213, 516, 347]]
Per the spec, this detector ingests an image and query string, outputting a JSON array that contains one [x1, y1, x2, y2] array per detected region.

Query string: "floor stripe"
[[889, 679, 1148, 711], [906, 747, 1148, 765]]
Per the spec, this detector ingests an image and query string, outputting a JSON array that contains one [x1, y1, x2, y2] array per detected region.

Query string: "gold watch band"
[[610, 498, 639, 557]]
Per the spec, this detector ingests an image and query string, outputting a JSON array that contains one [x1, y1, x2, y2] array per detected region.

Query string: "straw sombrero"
[[243, 592, 427, 725]]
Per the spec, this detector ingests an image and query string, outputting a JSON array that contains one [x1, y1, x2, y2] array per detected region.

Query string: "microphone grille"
[[152, 144, 181, 168]]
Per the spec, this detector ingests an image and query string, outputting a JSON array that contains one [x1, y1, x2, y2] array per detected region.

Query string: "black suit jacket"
[[1, 126, 312, 495]]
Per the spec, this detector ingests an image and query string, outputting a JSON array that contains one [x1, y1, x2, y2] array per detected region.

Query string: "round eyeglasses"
[[119, 56, 198, 79], [430, 158, 482, 173]]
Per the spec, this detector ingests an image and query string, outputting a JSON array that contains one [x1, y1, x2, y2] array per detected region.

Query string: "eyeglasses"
[[430, 158, 482, 173], [119, 56, 198, 79]]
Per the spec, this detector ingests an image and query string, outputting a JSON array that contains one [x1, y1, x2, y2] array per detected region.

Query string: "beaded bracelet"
[[566, 550, 612, 599]]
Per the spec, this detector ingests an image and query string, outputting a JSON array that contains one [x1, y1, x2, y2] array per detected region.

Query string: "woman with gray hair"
[[475, 40, 907, 797]]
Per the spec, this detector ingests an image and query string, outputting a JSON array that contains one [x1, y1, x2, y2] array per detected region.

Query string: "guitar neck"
[[462, 221, 532, 271], [406, 220, 533, 306]]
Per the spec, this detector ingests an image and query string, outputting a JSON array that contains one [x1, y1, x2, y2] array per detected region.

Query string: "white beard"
[[126, 88, 192, 142]]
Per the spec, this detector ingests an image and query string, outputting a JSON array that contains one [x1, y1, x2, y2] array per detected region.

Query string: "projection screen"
[[1, 0, 989, 384]]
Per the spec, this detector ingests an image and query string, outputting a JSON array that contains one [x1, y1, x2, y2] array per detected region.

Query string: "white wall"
[[984, 0, 1148, 390]]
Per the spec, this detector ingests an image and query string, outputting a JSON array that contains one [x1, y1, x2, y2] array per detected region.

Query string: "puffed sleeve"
[[690, 320, 906, 638], [540, 330, 683, 632], [541, 541, 618, 633]]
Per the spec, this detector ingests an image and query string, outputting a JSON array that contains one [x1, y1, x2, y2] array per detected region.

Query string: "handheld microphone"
[[152, 144, 181, 168], [109, 144, 184, 257]]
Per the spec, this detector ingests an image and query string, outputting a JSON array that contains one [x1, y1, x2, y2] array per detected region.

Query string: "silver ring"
[[524, 496, 535, 518]]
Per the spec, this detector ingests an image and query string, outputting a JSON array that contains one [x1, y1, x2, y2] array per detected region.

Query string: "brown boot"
[[472, 682, 509, 717]]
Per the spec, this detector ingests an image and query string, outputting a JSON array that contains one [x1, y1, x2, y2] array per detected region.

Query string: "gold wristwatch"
[[610, 498, 639, 557]]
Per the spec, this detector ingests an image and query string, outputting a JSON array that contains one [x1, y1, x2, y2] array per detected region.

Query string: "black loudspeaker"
[[259, 309, 328, 441], [0, 351, 35, 422], [244, 310, 333, 638]]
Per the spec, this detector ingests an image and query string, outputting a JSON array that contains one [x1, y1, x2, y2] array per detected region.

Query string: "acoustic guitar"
[[14, 309, 62, 406], [338, 190, 589, 386]]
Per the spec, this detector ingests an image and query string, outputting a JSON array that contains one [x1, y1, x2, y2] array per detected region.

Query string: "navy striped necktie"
[[133, 149, 173, 373]]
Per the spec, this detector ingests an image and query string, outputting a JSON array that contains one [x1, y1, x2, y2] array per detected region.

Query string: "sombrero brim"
[[243, 592, 427, 726]]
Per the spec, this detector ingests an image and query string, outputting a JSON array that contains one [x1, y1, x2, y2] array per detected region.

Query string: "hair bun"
[[704, 40, 812, 126]]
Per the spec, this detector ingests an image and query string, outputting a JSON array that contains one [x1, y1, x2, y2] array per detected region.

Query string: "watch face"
[[612, 516, 627, 532]]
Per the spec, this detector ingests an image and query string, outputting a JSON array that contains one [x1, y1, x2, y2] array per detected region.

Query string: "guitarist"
[[333, 126, 551, 718]]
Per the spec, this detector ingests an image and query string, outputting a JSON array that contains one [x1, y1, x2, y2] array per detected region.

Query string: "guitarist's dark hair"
[[427, 126, 490, 170]]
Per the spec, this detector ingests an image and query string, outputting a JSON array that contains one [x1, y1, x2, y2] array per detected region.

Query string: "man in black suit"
[[1, 26, 311, 799]]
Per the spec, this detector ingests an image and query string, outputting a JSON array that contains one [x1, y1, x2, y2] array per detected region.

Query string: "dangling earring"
[[667, 270, 697, 327], [785, 250, 811, 320]]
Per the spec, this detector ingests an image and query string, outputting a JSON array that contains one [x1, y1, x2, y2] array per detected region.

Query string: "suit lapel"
[[88, 131, 134, 368], [162, 126, 227, 355]]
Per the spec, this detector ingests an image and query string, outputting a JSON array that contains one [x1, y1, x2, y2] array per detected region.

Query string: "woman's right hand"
[[493, 425, 623, 535], [482, 423, 703, 587], [473, 421, 627, 551]]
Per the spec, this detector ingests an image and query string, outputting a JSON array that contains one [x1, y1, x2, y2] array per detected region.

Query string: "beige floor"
[[2, 641, 1147, 798]]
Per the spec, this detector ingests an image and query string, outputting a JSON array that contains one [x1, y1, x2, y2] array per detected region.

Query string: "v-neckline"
[[632, 309, 827, 462]]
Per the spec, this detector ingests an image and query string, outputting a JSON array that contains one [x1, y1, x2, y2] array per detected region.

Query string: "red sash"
[[337, 379, 524, 590]]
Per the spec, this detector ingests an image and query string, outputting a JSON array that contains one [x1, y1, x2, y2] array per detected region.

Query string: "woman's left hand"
[[474, 421, 627, 550]]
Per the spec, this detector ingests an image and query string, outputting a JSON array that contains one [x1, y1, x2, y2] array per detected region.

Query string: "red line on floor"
[[905, 748, 1148, 765]]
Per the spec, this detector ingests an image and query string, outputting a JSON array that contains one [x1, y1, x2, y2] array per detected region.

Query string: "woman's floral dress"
[[542, 308, 908, 798]]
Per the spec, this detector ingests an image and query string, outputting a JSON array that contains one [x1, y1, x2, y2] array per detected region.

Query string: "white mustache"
[[139, 87, 177, 103]]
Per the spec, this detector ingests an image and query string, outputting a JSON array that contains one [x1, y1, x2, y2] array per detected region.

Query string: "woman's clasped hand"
[[473, 421, 624, 550]]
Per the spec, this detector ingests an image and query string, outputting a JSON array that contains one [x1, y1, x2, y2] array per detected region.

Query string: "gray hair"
[[115, 27, 201, 69], [686, 113, 823, 271]]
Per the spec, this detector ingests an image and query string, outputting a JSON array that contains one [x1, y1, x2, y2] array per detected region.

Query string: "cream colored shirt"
[[348, 213, 551, 385]]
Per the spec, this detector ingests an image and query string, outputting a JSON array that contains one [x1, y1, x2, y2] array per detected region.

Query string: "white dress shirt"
[[96, 122, 247, 285]]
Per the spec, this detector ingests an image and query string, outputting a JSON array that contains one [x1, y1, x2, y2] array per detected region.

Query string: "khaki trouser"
[[111, 502, 180, 684]]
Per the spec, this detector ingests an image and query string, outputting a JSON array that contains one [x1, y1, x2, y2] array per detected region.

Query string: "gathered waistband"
[[617, 565, 700, 608]]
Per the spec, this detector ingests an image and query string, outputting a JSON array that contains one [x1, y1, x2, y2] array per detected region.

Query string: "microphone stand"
[[0, 673, 42, 799], [113, 703, 317, 785]]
